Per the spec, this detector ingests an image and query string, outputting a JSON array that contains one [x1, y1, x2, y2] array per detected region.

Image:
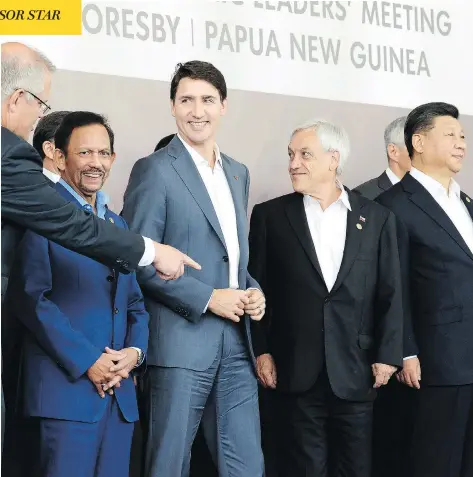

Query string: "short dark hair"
[[170, 61, 227, 103], [32, 111, 70, 158], [54, 111, 115, 155], [154, 134, 175, 152], [404, 102, 459, 158]]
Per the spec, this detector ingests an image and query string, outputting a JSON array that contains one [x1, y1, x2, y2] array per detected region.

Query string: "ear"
[[220, 98, 228, 116], [411, 134, 424, 155], [110, 152, 116, 165], [54, 148, 66, 172], [170, 99, 176, 118], [7, 89, 24, 111], [42, 141, 54, 160], [387, 143, 399, 163], [329, 150, 340, 172]]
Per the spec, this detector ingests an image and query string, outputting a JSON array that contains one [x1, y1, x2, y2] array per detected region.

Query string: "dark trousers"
[[274, 369, 373, 477], [411, 384, 473, 477], [372, 378, 418, 477]]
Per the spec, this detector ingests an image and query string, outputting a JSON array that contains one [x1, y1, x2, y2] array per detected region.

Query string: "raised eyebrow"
[[179, 95, 194, 100], [202, 95, 217, 100]]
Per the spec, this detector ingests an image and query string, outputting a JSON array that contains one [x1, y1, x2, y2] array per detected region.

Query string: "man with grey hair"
[[354, 116, 411, 199], [1, 42, 200, 297], [248, 119, 404, 477]]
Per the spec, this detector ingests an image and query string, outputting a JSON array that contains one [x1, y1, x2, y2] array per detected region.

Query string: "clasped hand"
[[86, 347, 139, 397]]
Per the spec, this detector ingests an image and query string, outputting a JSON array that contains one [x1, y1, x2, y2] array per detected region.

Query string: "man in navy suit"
[[378, 102, 473, 477], [8, 111, 149, 477]]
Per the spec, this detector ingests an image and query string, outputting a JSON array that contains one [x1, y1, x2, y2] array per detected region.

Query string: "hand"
[[244, 289, 266, 321], [371, 363, 397, 388], [208, 289, 250, 323], [102, 347, 139, 392], [153, 242, 201, 280], [397, 356, 421, 389], [87, 351, 126, 398], [256, 354, 277, 389]]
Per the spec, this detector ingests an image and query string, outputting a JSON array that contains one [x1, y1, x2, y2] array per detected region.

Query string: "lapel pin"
[[466, 196, 471, 203], [356, 223, 363, 230], [359, 215, 366, 222], [109, 217, 114, 223], [234, 175, 239, 180]]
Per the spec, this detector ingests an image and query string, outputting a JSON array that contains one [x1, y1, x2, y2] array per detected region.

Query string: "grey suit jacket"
[[354, 171, 393, 200], [121, 136, 259, 371]]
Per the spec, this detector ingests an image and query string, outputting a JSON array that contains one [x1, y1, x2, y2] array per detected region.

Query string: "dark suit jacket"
[[354, 171, 393, 200], [1, 126, 144, 299], [248, 189, 403, 401], [8, 183, 149, 422], [377, 174, 473, 386]]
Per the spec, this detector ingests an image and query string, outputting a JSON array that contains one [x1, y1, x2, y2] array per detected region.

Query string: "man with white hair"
[[1, 42, 200, 302], [248, 120, 404, 477], [354, 116, 411, 199]]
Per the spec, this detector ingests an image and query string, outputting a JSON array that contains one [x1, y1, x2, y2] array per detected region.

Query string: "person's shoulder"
[[254, 192, 299, 213], [376, 182, 406, 208], [1, 127, 38, 161], [221, 152, 249, 176]]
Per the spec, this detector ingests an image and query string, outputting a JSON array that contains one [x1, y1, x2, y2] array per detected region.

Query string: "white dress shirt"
[[178, 134, 240, 290], [410, 167, 473, 254], [303, 182, 351, 292], [42, 167, 60, 183], [385, 167, 401, 186]]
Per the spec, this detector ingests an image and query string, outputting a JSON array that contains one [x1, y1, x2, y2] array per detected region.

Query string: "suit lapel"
[[285, 194, 324, 282], [331, 189, 363, 294], [222, 156, 247, 259], [461, 191, 473, 221], [403, 174, 473, 261], [170, 141, 227, 251]]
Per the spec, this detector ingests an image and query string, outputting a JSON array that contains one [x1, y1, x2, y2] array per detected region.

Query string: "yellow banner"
[[0, 1, 82, 35]]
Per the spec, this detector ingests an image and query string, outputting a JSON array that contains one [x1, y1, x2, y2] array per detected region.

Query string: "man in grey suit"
[[354, 117, 410, 199], [122, 61, 266, 477]]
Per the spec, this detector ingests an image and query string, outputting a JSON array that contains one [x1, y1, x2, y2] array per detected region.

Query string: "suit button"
[[107, 275, 114, 282], [122, 261, 129, 269], [114, 308, 119, 314], [324, 297, 330, 304], [222, 256, 229, 262]]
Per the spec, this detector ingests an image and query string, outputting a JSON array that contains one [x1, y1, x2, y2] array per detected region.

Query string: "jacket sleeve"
[[248, 204, 271, 357], [121, 156, 214, 324], [12, 231, 102, 380], [374, 212, 404, 367], [1, 139, 144, 273]]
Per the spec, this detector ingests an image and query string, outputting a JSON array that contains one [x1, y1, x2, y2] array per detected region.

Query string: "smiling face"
[[171, 77, 226, 148], [288, 128, 340, 195], [55, 123, 116, 202], [413, 115, 466, 176]]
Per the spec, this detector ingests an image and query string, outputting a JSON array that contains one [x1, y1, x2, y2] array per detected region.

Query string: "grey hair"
[[384, 116, 407, 157], [1, 45, 56, 102], [291, 119, 350, 175]]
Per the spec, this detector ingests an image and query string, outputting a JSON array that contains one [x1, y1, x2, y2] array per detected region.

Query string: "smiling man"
[[122, 61, 265, 477], [377, 102, 473, 477]]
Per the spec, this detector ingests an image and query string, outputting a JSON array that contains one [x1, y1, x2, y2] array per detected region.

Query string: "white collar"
[[409, 167, 461, 199], [42, 167, 60, 183], [177, 133, 222, 168], [385, 167, 401, 186], [304, 180, 352, 211]]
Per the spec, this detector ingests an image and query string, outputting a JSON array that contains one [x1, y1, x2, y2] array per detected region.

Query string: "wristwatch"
[[130, 347, 145, 367]]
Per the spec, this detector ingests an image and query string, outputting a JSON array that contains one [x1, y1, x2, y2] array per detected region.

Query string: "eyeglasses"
[[16, 88, 51, 114]]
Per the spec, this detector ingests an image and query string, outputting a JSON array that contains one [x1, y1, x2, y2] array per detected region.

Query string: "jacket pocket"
[[358, 334, 374, 350], [427, 306, 463, 325]]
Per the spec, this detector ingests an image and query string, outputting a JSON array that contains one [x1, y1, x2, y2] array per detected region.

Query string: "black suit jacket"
[[377, 174, 473, 386], [249, 189, 403, 401], [1, 127, 144, 298], [354, 171, 393, 200]]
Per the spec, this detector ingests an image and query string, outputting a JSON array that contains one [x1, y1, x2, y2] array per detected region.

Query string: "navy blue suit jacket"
[[10, 183, 149, 423]]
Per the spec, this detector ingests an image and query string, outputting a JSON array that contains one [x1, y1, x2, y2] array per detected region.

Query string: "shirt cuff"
[[403, 355, 417, 360], [203, 290, 214, 314], [138, 237, 155, 267]]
